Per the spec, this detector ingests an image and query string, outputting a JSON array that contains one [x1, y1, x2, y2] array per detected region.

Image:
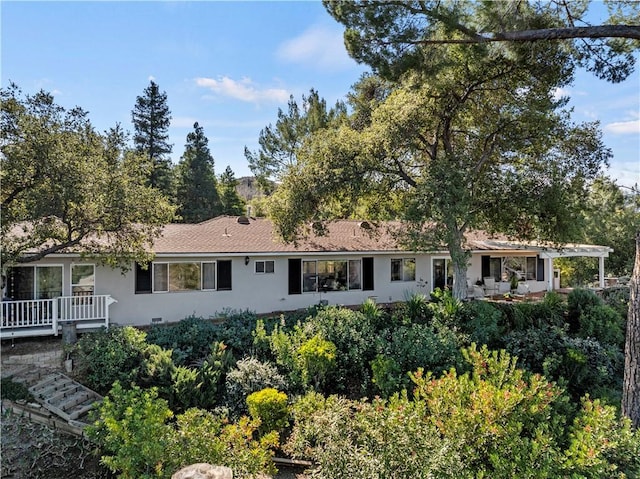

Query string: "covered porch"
[[1, 295, 116, 340]]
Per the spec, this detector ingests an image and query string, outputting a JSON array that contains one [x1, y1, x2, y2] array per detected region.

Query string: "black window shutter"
[[217, 260, 232, 290], [537, 256, 545, 282], [288, 259, 302, 295], [135, 263, 152, 294], [362, 257, 374, 291], [481, 255, 490, 279]]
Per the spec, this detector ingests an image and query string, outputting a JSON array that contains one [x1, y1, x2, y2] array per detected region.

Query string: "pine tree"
[[175, 122, 221, 223], [132, 80, 174, 196], [219, 166, 245, 216]]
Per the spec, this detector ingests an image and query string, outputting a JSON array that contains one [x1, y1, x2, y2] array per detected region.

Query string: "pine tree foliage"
[[175, 122, 221, 223], [219, 166, 245, 216], [132, 80, 174, 196]]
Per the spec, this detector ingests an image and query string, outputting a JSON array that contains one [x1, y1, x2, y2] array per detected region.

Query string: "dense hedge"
[[76, 289, 636, 478]]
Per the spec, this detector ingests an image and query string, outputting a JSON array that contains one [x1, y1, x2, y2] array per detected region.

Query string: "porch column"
[[547, 258, 554, 291], [599, 256, 606, 289]]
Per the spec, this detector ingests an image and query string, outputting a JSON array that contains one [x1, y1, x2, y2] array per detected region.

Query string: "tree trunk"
[[446, 224, 470, 300], [622, 231, 640, 429]]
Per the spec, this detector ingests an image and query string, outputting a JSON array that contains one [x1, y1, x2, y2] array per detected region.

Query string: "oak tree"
[[1, 83, 175, 269]]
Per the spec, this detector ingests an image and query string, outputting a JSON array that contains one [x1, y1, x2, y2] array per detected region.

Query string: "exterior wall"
[[3, 250, 555, 330], [102, 253, 428, 327]]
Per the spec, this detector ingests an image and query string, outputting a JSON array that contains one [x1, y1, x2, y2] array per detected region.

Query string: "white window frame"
[[301, 259, 361, 293], [152, 261, 218, 293], [391, 258, 416, 282], [71, 264, 95, 297], [255, 260, 275, 274]]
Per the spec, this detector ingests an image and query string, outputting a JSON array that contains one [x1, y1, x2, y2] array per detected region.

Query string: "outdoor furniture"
[[483, 277, 497, 296]]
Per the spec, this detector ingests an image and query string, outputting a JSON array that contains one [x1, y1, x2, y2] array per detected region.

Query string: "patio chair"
[[483, 277, 497, 296]]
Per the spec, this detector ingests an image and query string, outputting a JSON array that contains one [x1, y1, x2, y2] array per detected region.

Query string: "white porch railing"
[[1, 295, 115, 339]]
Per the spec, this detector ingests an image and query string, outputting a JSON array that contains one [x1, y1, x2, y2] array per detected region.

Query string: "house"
[[1, 216, 613, 339]]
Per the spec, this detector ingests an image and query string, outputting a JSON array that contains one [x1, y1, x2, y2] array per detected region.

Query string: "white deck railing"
[[1, 295, 115, 339]]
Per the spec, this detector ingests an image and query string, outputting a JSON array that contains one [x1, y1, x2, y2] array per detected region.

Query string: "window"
[[255, 260, 275, 274], [432, 259, 453, 289], [203, 262, 216, 290], [72, 264, 95, 297], [391, 258, 415, 282], [6, 266, 63, 300], [503, 256, 537, 281], [151, 261, 222, 293], [300, 259, 362, 293], [135, 263, 152, 294]]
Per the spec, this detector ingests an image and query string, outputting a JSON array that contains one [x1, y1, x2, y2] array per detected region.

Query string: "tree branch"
[[411, 25, 640, 44]]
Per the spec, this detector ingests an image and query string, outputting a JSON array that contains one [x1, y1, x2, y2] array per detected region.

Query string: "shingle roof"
[[153, 216, 402, 254]]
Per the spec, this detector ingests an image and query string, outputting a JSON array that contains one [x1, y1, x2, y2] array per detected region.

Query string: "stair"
[[28, 372, 102, 423]]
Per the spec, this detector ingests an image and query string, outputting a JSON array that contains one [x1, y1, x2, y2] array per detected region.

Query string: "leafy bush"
[[372, 323, 462, 397], [601, 286, 630, 318], [286, 346, 640, 479], [146, 316, 217, 366], [577, 304, 625, 347], [1, 377, 33, 401], [506, 326, 623, 401], [214, 309, 260, 356], [459, 300, 504, 348], [307, 307, 377, 395], [75, 326, 148, 394], [427, 288, 462, 327], [137, 344, 176, 397], [170, 365, 200, 411], [395, 291, 432, 324], [224, 357, 287, 417], [88, 382, 279, 479], [192, 342, 235, 409], [297, 334, 336, 390], [87, 382, 173, 479], [567, 288, 602, 331], [246, 388, 289, 436], [167, 408, 278, 478]]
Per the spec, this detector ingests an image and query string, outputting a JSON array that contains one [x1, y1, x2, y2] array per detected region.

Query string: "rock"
[[172, 463, 233, 479]]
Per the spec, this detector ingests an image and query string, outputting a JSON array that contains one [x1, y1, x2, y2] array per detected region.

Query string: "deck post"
[[52, 298, 59, 336], [599, 256, 606, 289]]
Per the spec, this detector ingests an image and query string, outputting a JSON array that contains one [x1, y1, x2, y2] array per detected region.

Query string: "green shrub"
[[75, 326, 147, 394], [396, 291, 431, 324], [146, 316, 217, 366], [1, 377, 33, 401], [567, 288, 603, 331], [193, 342, 235, 409], [88, 382, 279, 479], [137, 344, 176, 397], [297, 334, 336, 390], [562, 397, 640, 478], [246, 388, 289, 436], [360, 297, 387, 329], [167, 408, 278, 478], [86, 382, 173, 479], [601, 286, 630, 318], [428, 288, 462, 327], [372, 323, 463, 397], [170, 365, 199, 411], [577, 304, 625, 347], [224, 357, 287, 417], [308, 307, 377, 395], [214, 309, 259, 356], [459, 300, 504, 348]]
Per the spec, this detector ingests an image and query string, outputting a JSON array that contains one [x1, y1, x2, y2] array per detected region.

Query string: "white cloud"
[[604, 119, 640, 134], [194, 76, 289, 104], [277, 24, 354, 71], [171, 116, 200, 128], [148, 75, 156, 82], [552, 87, 571, 101]]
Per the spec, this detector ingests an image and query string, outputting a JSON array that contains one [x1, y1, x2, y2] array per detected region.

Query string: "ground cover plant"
[[76, 290, 638, 478]]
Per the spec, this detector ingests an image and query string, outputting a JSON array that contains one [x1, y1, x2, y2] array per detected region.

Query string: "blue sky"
[[2, 1, 638, 187]]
